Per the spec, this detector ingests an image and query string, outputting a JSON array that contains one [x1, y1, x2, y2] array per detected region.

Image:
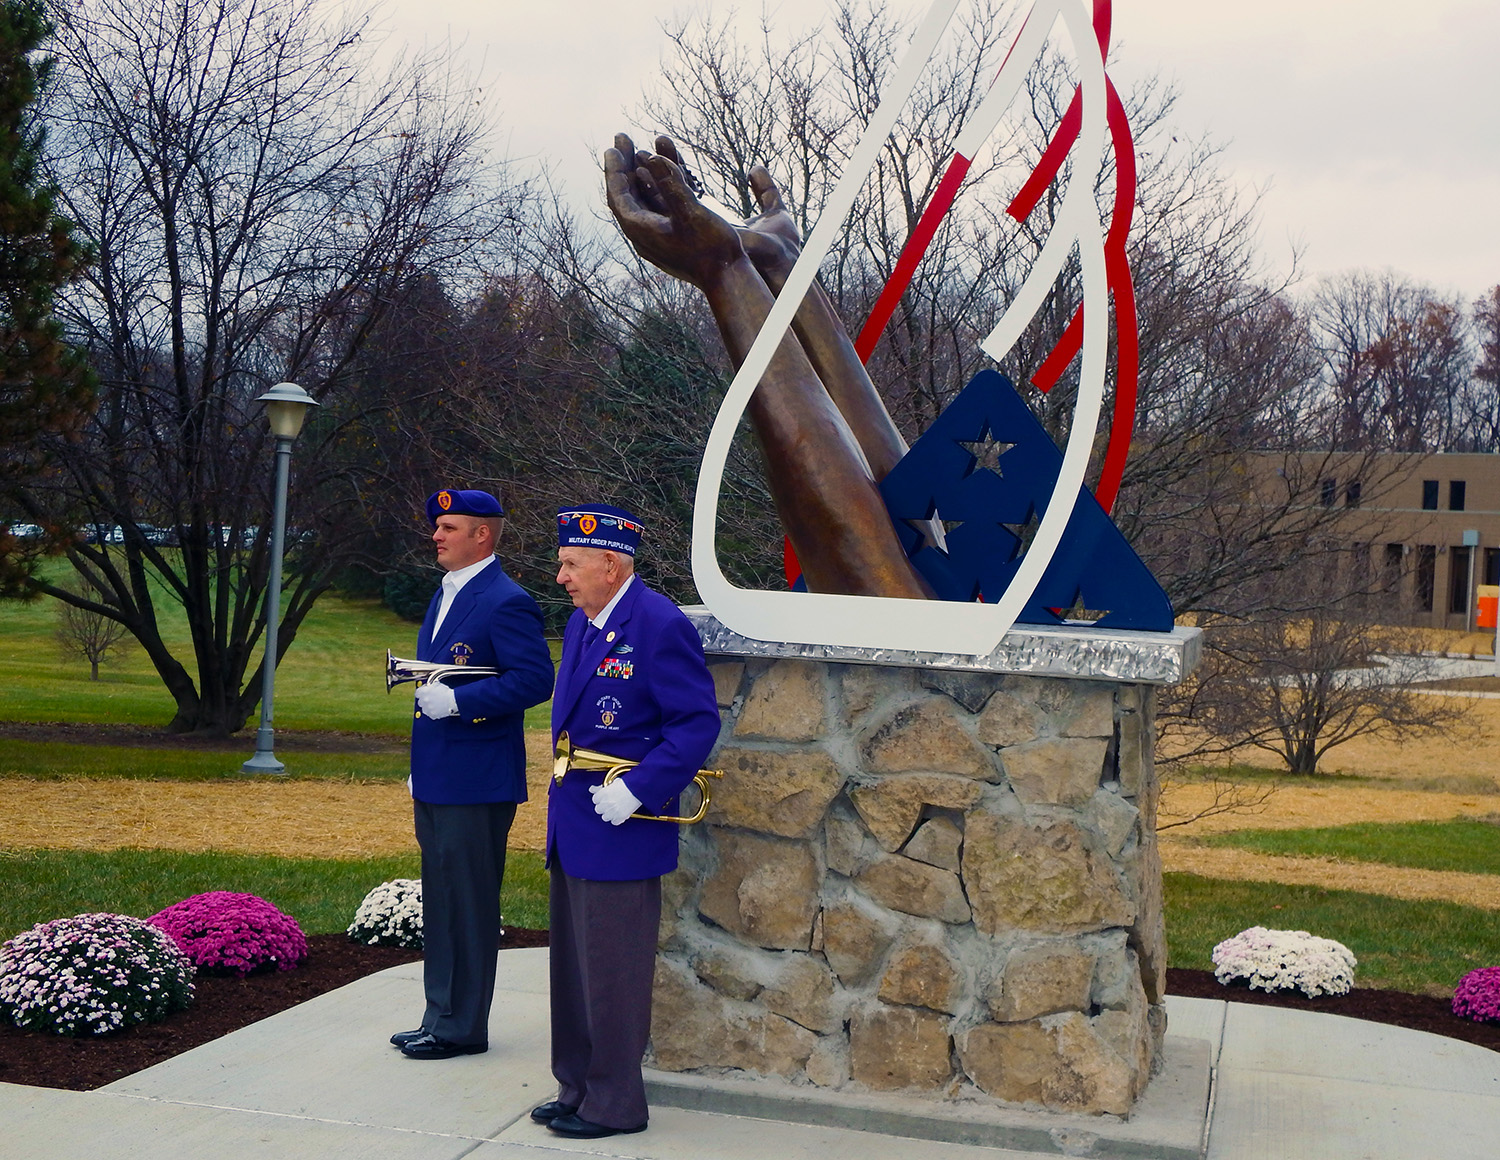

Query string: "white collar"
[[442, 553, 495, 591], [590, 573, 635, 630]]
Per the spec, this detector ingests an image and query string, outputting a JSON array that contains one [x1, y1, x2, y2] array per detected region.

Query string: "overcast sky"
[[383, 0, 1499, 302]]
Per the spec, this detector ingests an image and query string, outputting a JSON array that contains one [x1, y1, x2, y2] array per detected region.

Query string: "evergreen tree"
[[0, 0, 92, 596]]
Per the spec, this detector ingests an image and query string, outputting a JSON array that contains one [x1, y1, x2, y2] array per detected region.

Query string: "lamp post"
[[243, 382, 319, 775]]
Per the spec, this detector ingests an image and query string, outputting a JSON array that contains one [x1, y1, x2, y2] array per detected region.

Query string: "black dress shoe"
[[398, 1032, 487, 1059], [529, 1100, 579, 1124], [546, 1112, 647, 1138], [389, 1028, 427, 1048]]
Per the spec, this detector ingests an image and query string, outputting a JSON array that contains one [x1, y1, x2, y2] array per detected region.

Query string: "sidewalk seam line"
[[96, 1091, 499, 1140]]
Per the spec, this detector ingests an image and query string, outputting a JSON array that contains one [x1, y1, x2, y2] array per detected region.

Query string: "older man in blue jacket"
[[531, 504, 720, 1139], [391, 488, 555, 1061]]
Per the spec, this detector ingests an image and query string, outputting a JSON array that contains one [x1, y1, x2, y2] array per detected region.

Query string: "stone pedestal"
[[649, 612, 1200, 1118]]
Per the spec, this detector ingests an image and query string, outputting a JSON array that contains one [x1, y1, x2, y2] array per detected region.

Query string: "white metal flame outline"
[[690, 0, 1109, 655]]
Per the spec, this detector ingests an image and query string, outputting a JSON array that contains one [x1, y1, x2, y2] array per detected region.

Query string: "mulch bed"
[[4, 943, 1493, 1093], [1166, 967, 1500, 1053], [0, 928, 547, 1091]]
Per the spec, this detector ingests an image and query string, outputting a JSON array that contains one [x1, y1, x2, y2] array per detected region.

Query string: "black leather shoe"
[[398, 1032, 487, 1059], [546, 1113, 647, 1138], [529, 1100, 579, 1124], [389, 1028, 427, 1048]]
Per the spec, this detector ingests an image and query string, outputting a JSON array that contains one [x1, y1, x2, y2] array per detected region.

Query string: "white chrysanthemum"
[[347, 879, 424, 948], [1211, 926, 1357, 997], [0, 914, 195, 1036]]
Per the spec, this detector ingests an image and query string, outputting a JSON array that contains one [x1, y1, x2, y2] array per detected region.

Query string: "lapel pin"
[[606, 631, 616, 643]]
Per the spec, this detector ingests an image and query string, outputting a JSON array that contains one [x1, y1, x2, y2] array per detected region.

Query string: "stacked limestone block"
[[649, 656, 1165, 1117]]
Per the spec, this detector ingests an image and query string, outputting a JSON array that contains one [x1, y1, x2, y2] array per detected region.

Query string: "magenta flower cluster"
[[148, 892, 307, 976], [0, 913, 195, 1037], [1452, 967, 1500, 1023]]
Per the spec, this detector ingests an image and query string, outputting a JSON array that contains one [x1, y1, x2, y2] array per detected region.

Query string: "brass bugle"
[[605, 766, 723, 825], [553, 732, 723, 824], [385, 649, 499, 692]]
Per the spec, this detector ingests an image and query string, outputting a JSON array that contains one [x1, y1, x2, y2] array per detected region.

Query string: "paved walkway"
[[2, 948, 1497, 1159]]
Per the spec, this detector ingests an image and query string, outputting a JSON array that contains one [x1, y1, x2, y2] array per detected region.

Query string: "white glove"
[[415, 680, 458, 720], [590, 778, 642, 826]]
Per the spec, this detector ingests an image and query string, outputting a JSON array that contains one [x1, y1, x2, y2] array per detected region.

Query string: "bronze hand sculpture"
[[605, 134, 930, 600]]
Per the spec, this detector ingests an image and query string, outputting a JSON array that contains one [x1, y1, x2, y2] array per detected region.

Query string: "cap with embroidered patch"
[[426, 489, 504, 525], [556, 504, 644, 556]]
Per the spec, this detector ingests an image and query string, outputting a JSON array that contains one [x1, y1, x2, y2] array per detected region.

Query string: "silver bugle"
[[385, 649, 500, 692]]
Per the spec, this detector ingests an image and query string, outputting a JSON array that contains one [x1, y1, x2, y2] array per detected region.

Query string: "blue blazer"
[[548, 579, 721, 880], [410, 559, 555, 804]]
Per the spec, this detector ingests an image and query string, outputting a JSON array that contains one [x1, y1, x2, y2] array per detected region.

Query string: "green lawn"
[[0, 847, 549, 942], [1164, 872, 1500, 994], [0, 565, 556, 736], [1202, 818, 1500, 876], [0, 738, 409, 781], [7, 577, 1499, 993], [1172, 761, 1500, 798]]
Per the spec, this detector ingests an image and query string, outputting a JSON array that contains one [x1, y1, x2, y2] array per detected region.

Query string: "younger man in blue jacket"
[[391, 488, 554, 1060]]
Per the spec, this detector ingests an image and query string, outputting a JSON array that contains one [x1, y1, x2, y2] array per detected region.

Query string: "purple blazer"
[[547, 580, 720, 880]]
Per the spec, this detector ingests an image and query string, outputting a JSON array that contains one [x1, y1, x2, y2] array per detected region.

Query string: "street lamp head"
[[255, 381, 320, 440]]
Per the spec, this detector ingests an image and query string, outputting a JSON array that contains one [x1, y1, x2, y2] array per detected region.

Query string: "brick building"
[[1257, 451, 1499, 631]]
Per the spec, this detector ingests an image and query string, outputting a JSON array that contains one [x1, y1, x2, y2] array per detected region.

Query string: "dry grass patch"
[[3, 731, 558, 858]]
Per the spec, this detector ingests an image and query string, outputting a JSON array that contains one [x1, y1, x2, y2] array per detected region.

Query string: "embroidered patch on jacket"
[[596, 658, 634, 679]]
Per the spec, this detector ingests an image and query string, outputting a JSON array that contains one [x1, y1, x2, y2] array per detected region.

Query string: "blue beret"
[[426, 489, 504, 525], [557, 504, 644, 556]]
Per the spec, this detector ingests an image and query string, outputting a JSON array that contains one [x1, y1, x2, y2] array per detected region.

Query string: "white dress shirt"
[[590, 573, 635, 632], [431, 554, 495, 638]]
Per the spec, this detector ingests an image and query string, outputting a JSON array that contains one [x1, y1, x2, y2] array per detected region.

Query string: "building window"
[[1422, 480, 1439, 510], [1320, 478, 1337, 507], [1486, 547, 1499, 587], [1416, 545, 1436, 611], [1382, 543, 1404, 598], [1450, 546, 1472, 615], [1450, 480, 1466, 511], [1344, 480, 1362, 508], [1350, 542, 1371, 602]]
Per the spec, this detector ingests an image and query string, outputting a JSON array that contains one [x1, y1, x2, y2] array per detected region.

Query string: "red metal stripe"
[[854, 153, 974, 364], [1093, 74, 1138, 515], [1007, 88, 1081, 224]]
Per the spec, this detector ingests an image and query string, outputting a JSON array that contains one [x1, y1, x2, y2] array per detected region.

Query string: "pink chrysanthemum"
[[148, 892, 307, 976], [1453, 967, 1500, 1024]]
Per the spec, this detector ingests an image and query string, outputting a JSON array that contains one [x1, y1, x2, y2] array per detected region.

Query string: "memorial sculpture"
[[612, 0, 1172, 656], [602, 0, 1201, 1132]]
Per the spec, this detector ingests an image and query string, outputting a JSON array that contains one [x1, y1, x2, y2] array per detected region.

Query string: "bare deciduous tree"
[[1468, 284, 1500, 451], [1170, 560, 1472, 776], [17, 0, 517, 734], [55, 578, 131, 680], [1309, 270, 1475, 452]]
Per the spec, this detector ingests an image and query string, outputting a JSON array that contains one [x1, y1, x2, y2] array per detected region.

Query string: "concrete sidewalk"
[[2, 948, 1497, 1159]]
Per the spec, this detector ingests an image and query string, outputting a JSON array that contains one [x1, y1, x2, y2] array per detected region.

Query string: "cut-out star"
[[1052, 592, 1112, 625], [906, 515, 947, 553], [1000, 510, 1040, 559], [957, 425, 1016, 478], [904, 510, 965, 555]]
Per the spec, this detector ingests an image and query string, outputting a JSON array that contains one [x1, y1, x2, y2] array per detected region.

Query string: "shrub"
[[1211, 925, 1357, 997], [148, 891, 307, 976], [1452, 966, 1500, 1023], [0, 913, 195, 1036], [347, 878, 423, 948]]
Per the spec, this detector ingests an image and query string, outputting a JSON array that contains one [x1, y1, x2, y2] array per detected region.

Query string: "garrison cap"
[[426, 489, 504, 525], [556, 504, 644, 556]]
